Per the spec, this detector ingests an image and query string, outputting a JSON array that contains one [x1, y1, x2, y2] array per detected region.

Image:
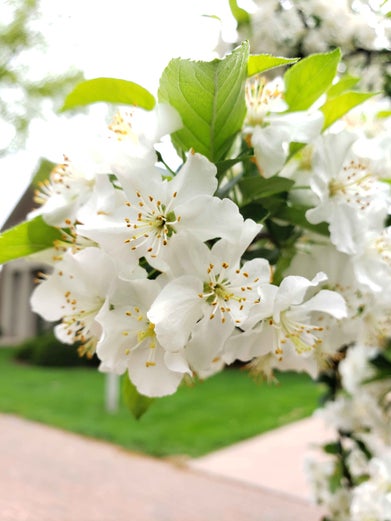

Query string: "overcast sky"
[[1, 0, 241, 228]]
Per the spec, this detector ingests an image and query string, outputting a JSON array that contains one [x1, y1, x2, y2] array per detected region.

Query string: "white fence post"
[[105, 373, 120, 413]]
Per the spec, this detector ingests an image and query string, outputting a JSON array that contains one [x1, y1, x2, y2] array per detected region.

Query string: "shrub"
[[13, 331, 99, 368]]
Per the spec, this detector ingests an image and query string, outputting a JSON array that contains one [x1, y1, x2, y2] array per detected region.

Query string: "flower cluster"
[[235, 0, 391, 95], [305, 343, 391, 521], [29, 99, 348, 397], [229, 60, 391, 519], [2, 33, 391, 520]]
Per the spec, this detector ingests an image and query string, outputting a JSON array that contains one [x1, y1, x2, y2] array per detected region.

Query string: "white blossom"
[[30, 247, 119, 356], [147, 226, 275, 373], [77, 151, 245, 270], [244, 75, 324, 178], [351, 454, 391, 521], [95, 278, 191, 397], [306, 131, 391, 254], [224, 272, 347, 378]]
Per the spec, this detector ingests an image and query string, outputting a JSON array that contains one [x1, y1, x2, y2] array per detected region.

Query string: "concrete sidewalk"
[[190, 415, 333, 501], [0, 413, 326, 521]]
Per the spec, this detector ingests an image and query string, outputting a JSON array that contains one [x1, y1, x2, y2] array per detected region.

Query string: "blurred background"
[[0, 0, 389, 460], [0, 0, 241, 228]]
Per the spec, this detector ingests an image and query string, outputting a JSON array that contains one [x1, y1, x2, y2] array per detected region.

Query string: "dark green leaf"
[[158, 42, 249, 162], [353, 437, 373, 460], [323, 442, 342, 455], [0, 216, 64, 265], [215, 151, 253, 180], [248, 54, 298, 77], [61, 77, 156, 112], [240, 202, 271, 222], [284, 48, 341, 111], [122, 374, 154, 420], [239, 176, 294, 203], [329, 459, 344, 493], [277, 205, 330, 236], [273, 245, 297, 284]]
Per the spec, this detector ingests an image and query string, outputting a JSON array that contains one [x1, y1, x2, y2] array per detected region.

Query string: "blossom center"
[[123, 191, 181, 257], [108, 111, 138, 143], [245, 76, 284, 127], [60, 290, 104, 356], [199, 263, 260, 324], [374, 232, 391, 267], [122, 307, 157, 367], [328, 160, 376, 210], [34, 158, 94, 209], [275, 311, 324, 357]]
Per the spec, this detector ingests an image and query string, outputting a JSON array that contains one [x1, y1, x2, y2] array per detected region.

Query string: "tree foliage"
[[0, 0, 83, 155]]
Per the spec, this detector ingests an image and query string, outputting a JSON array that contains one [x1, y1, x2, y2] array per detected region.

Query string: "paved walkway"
[[0, 413, 327, 521], [190, 415, 334, 500]]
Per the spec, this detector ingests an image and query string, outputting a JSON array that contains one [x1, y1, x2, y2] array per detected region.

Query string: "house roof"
[[1, 158, 54, 232]]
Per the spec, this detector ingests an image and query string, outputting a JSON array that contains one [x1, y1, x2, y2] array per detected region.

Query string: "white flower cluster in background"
[[305, 343, 391, 521], [238, 0, 391, 93], [238, 69, 391, 519]]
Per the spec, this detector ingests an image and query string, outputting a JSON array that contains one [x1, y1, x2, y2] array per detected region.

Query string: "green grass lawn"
[[0, 347, 324, 458]]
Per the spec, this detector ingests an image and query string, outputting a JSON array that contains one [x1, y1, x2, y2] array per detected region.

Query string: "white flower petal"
[[292, 289, 347, 320], [148, 275, 203, 351], [223, 323, 274, 364], [170, 152, 217, 204], [128, 346, 184, 398], [177, 196, 245, 242], [252, 125, 290, 178], [185, 315, 232, 373], [211, 218, 261, 265], [274, 272, 328, 318], [268, 110, 324, 143]]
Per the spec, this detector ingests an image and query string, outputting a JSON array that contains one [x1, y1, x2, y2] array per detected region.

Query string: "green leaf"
[[277, 205, 330, 236], [320, 91, 376, 130], [284, 48, 341, 111], [323, 442, 341, 455], [239, 176, 294, 204], [329, 460, 344, 494], [327, 74, 360, 98], [0, 216, 64, 265], [228, 0, 250, 25], [216, 151, 253, 180], [377, 110, 391, 118], [123, 374, 154, 420], [248, 54, 299, 77], [158, 41, 249, 162], [31, 158, 55, 188], [61, 77, 156, 112]]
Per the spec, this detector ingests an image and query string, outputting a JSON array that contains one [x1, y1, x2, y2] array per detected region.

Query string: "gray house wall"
[[0, 185, 46, 345]]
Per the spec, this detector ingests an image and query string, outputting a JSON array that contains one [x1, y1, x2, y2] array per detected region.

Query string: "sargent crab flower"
[[29, 103, 182, 229], [147, 225, 276, 374], [30, 247, 119, 356], [95, 278, 191, 397], [77, 151, 246, 270], [29, 155, 98, 227], [251, 111, 324, 178], [105, 103, 182, 177], [244, 75, 324, 178], [224, 272, 347, 378], [351, 453, 391, 521], [306, 131, 391, 254], [352, 226, 391, 293]]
